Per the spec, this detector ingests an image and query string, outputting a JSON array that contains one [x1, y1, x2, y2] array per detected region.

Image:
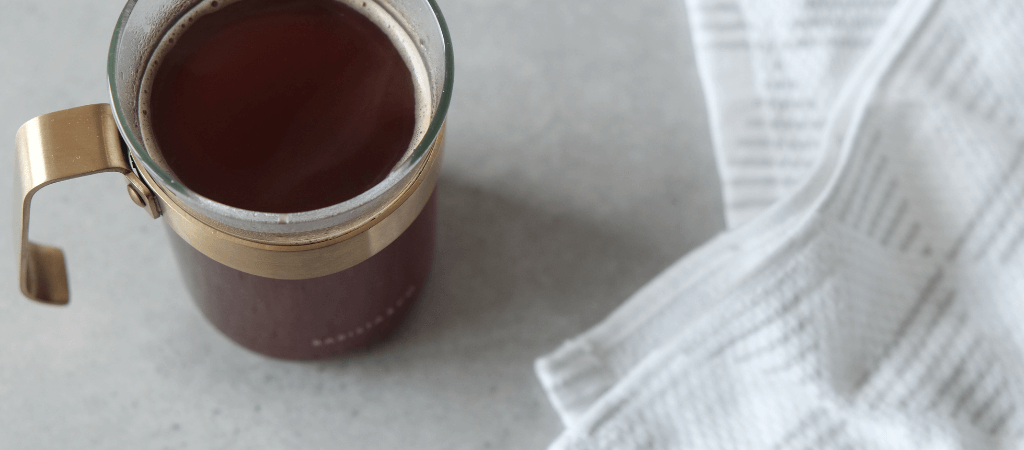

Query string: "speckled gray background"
[[0, 0, 723, 448]]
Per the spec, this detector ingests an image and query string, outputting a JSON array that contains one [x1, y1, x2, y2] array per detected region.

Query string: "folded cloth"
[[536, 0, 1024, 448]]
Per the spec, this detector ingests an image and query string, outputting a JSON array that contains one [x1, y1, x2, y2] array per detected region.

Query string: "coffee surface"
[[147, 0, 416, 213]]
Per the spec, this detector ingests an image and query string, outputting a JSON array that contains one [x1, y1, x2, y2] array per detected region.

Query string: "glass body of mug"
[[14, 0, 453, 360], [113, 0, 454, 360]]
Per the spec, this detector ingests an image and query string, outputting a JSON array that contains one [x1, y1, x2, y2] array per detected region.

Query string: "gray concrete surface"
[[0, 0, 724, 448]]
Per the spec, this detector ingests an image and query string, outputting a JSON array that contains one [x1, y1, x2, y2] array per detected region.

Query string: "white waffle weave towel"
[[536, 0, 1024, 448]]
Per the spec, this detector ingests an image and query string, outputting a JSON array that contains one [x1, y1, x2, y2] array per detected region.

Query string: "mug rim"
[[105, 0, 454, 234]]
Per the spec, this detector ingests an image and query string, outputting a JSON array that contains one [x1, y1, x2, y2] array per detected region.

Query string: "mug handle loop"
[[15, 103, 138, 305]]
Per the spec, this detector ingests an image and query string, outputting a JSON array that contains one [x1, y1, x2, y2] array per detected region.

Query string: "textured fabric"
[[690, 0, 900, 227], [536, 0, 1024, 448]]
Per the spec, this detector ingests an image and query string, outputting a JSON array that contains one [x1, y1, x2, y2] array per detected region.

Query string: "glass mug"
[[14, 0, 453, 360]]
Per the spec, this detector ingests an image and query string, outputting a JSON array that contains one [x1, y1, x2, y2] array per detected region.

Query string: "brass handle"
[[15, 104, 133, 305]]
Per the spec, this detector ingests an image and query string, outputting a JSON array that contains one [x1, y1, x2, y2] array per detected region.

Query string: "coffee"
[[141, 0, 426, 213]]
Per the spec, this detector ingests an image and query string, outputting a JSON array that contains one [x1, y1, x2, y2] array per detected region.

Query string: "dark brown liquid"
[[148, 0, 416, 213]]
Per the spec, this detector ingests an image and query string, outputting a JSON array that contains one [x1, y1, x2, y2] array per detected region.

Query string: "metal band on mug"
[[140, 125, 444, 281]]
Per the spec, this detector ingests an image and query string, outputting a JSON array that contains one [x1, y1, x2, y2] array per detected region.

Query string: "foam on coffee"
[[137, 0, 433, 213]]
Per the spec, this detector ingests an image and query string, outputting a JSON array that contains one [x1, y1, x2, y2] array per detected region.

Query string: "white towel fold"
[[536, 0, 1024, 448]]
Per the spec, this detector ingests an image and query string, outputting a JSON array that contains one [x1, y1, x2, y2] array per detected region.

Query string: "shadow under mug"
[[14, 0, 453, 360]]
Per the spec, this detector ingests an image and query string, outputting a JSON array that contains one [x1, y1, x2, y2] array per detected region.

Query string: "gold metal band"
[[141, 125, 444, 280]]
